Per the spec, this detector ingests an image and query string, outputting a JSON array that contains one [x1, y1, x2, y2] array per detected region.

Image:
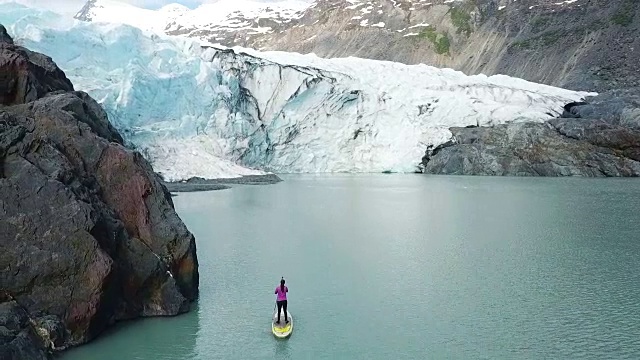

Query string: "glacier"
[[0, 3, 594, 181]]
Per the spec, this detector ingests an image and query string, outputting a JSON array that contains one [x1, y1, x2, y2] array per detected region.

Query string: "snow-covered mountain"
[[74, 0, 640, 93], [2, 3, 591, 180], [75, 0, 311, 44]]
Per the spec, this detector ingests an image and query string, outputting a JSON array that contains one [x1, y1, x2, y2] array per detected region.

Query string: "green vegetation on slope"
[[419, 26, 451, 55], [450, 7, 473, 36], [611, 0, 636, 26], [531, 16, 550, 33]]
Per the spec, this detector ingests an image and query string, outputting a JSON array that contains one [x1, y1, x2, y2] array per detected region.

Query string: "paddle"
[[273, 277, 285, 323], [273, 276, 284, 314]]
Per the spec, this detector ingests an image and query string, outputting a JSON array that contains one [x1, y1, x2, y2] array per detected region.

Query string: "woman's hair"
[[280, 278, 285, 292]]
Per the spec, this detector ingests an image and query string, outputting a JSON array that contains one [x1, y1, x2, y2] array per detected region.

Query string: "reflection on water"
[[62, 301, 200, 360]]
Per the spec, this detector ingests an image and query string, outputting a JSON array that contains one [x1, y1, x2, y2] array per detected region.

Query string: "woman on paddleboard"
[[275, 277, 289, 324]]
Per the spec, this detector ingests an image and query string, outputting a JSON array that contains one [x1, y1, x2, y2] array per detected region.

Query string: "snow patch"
[[408, 23, 430, 29], [345, 3, 365, 10]]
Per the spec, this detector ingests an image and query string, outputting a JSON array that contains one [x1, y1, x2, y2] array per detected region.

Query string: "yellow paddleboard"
[[272, 309, 293, 338]]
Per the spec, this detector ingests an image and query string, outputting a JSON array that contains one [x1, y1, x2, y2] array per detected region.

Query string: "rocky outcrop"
[[163, 174, 283, 193], [0, 293, 50, 360], [562, 88, 640, 128], [0, 28, 199, 358], [422, 91, 640, 176]]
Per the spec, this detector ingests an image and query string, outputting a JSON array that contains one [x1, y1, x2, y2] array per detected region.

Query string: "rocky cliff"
[[0, 25, 199, 359]]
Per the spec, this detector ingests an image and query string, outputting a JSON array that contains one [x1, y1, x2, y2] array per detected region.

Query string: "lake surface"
[[62, 175, 640, 359]]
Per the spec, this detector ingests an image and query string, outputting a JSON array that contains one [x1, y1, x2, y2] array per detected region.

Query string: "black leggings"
[[276, 300, 288, 322]]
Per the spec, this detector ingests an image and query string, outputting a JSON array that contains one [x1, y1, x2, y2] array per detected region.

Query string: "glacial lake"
[[61, 174, 640, 359]]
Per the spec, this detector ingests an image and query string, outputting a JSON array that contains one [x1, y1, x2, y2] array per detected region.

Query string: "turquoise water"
[[62, 175, 640, 359]]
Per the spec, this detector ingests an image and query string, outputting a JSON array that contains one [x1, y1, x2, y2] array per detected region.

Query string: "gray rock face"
[[261, 0, 640, 92], [0, 295, 50, 360], [74, 0, 97, 22], [422, 91, 640, 176], [0, 27, 199, 358], [566, 89, 640, 127]]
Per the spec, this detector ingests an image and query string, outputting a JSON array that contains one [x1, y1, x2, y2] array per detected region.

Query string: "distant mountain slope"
[[75, 0, 640, 92]]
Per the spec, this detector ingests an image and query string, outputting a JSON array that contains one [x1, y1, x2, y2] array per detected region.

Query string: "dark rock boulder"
[[0, 27, 199, 358], [0, 294, 49, 360], [561, 102, 588, 118]]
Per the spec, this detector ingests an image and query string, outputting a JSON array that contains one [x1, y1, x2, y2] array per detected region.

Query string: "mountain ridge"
[[74, 0, 640, 92]]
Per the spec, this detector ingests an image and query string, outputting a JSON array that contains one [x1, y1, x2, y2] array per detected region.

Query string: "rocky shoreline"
[[0, 26, 199, 359], [421, 90, 640, 177], [163, 174, 282, 193]]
